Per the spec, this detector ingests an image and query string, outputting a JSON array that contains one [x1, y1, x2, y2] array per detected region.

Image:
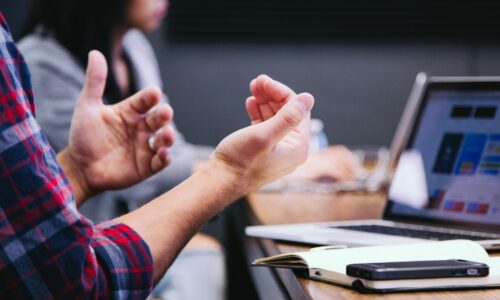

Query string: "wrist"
[[57, 148, 94, 205], [201, 158, 254, 200]]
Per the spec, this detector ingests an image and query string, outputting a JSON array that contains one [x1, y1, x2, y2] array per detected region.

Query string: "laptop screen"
[[386, 81, 500, 230]]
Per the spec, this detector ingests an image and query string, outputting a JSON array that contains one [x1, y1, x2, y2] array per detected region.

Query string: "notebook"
[[253, 240, 500, 293]]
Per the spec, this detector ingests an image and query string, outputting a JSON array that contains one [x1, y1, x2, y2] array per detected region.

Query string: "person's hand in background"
[[58, 50, 175, 204], [285, 145, 361, 182]]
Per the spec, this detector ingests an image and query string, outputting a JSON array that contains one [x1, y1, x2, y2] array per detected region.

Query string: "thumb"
[[264, 93, 314, 144], [79, 50, 108, 104]]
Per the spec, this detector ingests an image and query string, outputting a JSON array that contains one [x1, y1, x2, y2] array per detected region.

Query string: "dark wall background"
[[3, 1, 500, 147], [1, 0, 30, 36]]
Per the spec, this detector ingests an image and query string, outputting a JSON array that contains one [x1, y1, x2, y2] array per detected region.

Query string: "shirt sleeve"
[[0, 14, 153, 299]]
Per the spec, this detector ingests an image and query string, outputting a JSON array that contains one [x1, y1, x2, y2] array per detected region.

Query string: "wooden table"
[[245, 191, 500, 300]]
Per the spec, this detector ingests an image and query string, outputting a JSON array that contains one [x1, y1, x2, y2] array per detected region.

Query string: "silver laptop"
[[246, 74, 500, 250]]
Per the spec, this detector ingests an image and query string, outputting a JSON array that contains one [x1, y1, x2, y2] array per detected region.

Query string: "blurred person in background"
[[19, 0, 359, 298]]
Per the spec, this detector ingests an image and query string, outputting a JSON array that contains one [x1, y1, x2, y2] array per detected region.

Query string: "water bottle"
[[309, 119, 329, 153]]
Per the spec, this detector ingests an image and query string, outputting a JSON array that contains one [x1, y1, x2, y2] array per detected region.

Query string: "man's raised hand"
[[59, 50, 175, 203], [212, 75, 314, 193]]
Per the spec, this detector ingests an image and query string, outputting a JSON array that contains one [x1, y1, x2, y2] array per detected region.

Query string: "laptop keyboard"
[[334, 225, 500, 241]]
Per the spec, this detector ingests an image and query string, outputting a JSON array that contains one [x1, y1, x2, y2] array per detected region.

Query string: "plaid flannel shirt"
[[0, 13, 153, 299]]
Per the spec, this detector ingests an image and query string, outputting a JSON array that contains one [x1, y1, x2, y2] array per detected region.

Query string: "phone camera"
[[467, 268, 479, 276]]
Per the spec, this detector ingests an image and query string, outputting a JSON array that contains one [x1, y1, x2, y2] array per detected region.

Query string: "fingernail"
[[296, 94, 313, 111]]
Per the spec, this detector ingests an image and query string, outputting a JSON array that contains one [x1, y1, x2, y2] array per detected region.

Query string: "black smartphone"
[[346, 259, 489, 280]]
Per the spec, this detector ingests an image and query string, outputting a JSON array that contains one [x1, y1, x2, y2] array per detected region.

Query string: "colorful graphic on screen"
[[433, 133, 463, 174], [454, 134, 487, 175], [479, 134, 500, 175], [389, 88, 500, 225]]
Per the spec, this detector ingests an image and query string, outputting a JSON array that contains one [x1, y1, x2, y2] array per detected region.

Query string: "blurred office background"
[[3, 0, 500, 148]]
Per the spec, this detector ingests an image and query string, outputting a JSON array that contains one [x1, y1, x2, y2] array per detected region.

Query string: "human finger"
[[326, 148, 359, 180], [251, 74, 296, 105], [79, 50, 107, 104], [145, 103, 174, 132], [150, 147, 171, 174], [263, 92, 314, 145], [121, 86, 162, 116], [245, 96, 263, 124], [268, 100, 282, 113], [327, 160, 356, 180], [258, 103, 275, 120], [150, 126, 175, 151]]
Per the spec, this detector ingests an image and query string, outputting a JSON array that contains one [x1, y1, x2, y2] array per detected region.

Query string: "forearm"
[[115, 159, 245, 283], [57, 148, 93, 206]]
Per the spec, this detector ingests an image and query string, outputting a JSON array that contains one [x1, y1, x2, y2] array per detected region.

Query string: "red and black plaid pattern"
[[0, 13, 152, 299]]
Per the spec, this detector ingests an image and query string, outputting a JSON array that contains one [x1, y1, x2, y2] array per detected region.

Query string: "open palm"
[[67, 51, 175, 195]]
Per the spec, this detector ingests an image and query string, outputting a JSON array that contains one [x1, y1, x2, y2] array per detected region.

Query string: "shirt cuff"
[[91, 223, 153, 298]]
